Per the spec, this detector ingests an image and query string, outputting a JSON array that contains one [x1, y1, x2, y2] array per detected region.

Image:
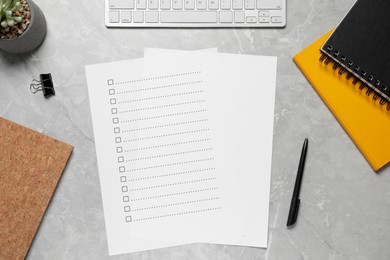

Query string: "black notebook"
[[320, 0, 390, 104]]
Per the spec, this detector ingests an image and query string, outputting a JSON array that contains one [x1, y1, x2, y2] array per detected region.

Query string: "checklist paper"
[[86, 52, 277, 255]]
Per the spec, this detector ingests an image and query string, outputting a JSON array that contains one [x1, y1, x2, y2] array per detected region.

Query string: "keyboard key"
[[244, 0, 255, 10], [122, 11, 132, 22], [258, 10, 269, 16], [232, 0, 243, 10], [220, 11, 233, 22], [109, 11, 120, 22], [133, 11, 144, 22], [258, 16, 269, 23], [136, 0, 147, 9], [172, 0, 183, 9], [109, 0, 135, 9], [221, 0, 231, 10], [208, 0, 219, 10], [146, 11, 159, 22], [246, 16, 256, 23], [256, 0, 281, 9], [161, 0, 171, 9], [160, 11, 217, 22], [148, 0, 159, 9], [184, 0, 195, 10], [234, 11, 245, 23], [271, 16, 282, 23], [196, 0, 207, 10]]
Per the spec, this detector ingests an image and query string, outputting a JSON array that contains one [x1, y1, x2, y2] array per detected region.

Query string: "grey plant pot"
[[0, 0, 47, 54]]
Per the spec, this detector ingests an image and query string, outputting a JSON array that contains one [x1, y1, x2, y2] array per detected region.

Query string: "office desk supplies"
[[30, 73, 55, 98], [86, 51, 277, 254], [287, 138, 308, 227], [320, 0, 390, 104], [4, 1, 390, 259], [105, 0, 286, 28], [0, 117, 73, 260], [294, 31, 390, 171]]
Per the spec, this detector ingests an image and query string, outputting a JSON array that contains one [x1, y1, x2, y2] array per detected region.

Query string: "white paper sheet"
[[145, 49, 276, 248], [144, 47, 218, 57], [86, 52, 276, 255], [86, 54, 238, 255]]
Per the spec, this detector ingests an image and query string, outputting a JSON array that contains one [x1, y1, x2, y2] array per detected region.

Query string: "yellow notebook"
[[293, 31, 390, 171]]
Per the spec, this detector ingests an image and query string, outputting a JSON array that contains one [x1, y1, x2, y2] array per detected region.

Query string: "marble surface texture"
[[1, 0, 390, 259]]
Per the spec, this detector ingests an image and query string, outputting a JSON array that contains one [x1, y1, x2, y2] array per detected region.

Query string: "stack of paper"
[[86, 49, 277, 256]]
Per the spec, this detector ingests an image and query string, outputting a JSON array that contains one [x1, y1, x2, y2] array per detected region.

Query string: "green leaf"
[[6, 16, 14, 26], [13, 15, 21, 23], [1, 19, 8, 28]]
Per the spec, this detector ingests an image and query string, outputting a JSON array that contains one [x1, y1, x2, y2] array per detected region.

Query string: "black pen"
[[287, 138, 308, 227]]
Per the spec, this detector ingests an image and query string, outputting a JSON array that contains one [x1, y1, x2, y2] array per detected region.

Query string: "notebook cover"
[[294, 31, 390, 171], [320, 0, 390, 101], [0, 117, 73, 260]]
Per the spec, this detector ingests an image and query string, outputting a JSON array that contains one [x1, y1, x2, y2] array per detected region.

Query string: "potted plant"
[[0, 0, 46, 54]]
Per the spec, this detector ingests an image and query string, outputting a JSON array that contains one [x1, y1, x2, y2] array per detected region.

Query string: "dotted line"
[[126, 148, 213, 162], [133, 207, 222, 222], [122, 119, 208, 133], [123, 129, 210, 142], [131, 187, 218, 201], [129, 177, 217, 191], [118, 90, 204, 104], [125, 138, 211, 152], [116, 81, 203, 94], [127, 158, 214, 172], [132, 197, 220, 212], [128, 168, 216, 182], [120, 110, 207, 123], [119, 100, 206, 114], [115, 71, 202, 85]]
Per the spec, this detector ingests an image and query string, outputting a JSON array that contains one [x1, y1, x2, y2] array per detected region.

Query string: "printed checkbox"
[[116, 147, 123, 153], [110, 98, 117, 105], [119, 166, 125, 173], [118, 156, 124, 163], [123, 196, 129, 202], [125, 216, 132, 222], [107, 79, 114, 85], [113, 117, 119, 124], [111, 108, 118, 114], [109, 89, 115, 95], [121, 186, 128, 192], [120, 176, 127, 182], [124, 206, 131, 212], [115, 137, 122, 143], [114, 127, 120, 134]]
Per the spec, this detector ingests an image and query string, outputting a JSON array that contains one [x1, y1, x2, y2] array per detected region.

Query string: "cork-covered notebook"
[[0, 117, 73, 260]]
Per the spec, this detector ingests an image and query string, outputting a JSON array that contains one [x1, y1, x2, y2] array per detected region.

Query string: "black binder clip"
[[30, 73, 55, 98]]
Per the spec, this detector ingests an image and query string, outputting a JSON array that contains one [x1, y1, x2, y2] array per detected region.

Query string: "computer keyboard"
[[105, 0, 286, 27]]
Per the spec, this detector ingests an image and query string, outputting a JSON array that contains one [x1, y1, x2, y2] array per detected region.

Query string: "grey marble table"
[[1, 0, 390, 259]]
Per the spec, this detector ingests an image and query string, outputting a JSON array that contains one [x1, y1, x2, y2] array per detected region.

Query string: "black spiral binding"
[[319, 45, 390, 111]]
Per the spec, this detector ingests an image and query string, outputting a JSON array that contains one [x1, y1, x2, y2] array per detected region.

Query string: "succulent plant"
[[0, 0, 23, 31]]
